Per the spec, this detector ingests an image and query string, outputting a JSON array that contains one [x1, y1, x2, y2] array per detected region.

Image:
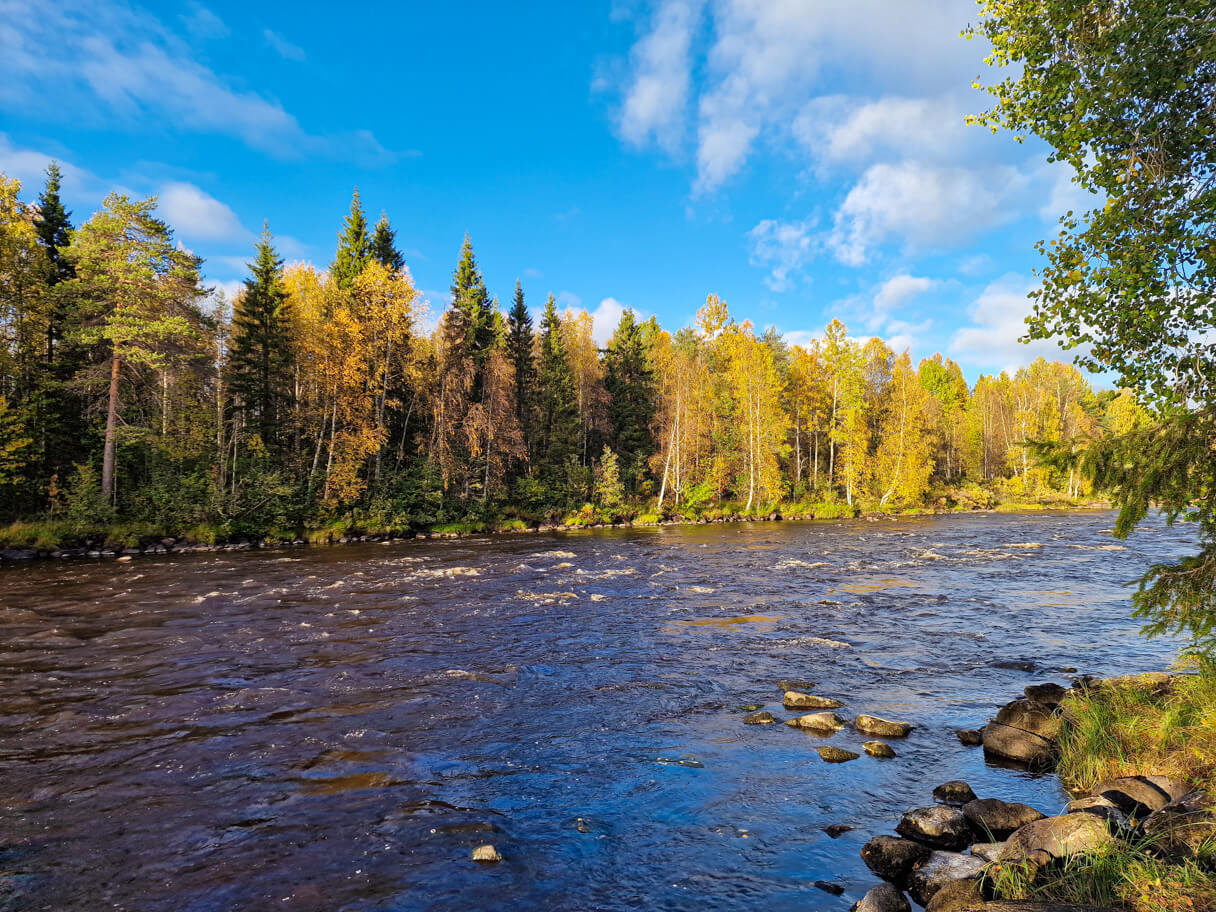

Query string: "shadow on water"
[[0, 511, 1196, 911]]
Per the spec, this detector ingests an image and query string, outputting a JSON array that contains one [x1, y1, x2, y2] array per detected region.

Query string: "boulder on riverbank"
[[925, 876, 986, 912], [895, 806, 972, 851], [743, 710, 777, 725], [856, 714, 913, 737], [963, 798, 1046, 840], [999, 813, 1114, 868], [784, 690, 844, 709], [861, 835, 931, 887], [1143, 790, 1216, 860], [994, 699, 1062, 740], [956, 729, 984, 747], [1023, 682, 1068, 707], [786, 711, 847, 733], [908, 850, 988, 906], [981, 721, 1055, 770], [1088, 774, 1190, 818]]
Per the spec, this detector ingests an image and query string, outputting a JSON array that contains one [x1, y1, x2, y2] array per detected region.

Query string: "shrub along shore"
[[854, 663, 1216, 912], [0, 489, 1108, 562]]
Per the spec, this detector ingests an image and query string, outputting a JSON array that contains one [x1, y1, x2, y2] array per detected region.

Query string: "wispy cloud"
[[0, 0, 390, 164], [263, 29, 306, 62]]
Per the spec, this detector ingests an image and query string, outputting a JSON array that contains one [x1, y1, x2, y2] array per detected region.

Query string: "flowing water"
[[0, 511, 1196, 911]]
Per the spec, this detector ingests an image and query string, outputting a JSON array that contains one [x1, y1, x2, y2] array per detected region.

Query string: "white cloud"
[[263, 29, 306, 62], [950, 274, 1078, 372], [619, 0, 703, 154], [746, 217, 817, 291], [158, 181, 248, 242], [0, 0, 388, 163], [1038, 160, 1099, 223], [0, 134, 127, 202], [830, 162, 1026, 265], [590, 297, 632, 345], [871, 274, 933, 328], [556, 290, 583, 310], [181, 4, 228, 39]]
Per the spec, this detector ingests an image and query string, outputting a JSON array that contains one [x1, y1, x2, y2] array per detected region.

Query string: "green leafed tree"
[[331, 188, 371, 289], [969, 1, 1216, 651], [603, 307, 656, 495], [370, 212, 405, 273], [506, 279, 538, 462], [65, 193, 204, 500], [228, 223, 293, 449]]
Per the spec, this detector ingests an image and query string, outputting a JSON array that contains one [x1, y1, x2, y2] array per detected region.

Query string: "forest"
[[0, 167, 1148, 546]]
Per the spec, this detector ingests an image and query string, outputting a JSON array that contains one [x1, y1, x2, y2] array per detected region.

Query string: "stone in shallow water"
[[864, 740, 896, 758], [743, 711, 777, 725], [786, 711, 847, 732], [818, 746, 860, 763], [783, 690, 844, 709], [995, 698, 1062, 740], [855, 714, 913, 737], [814, 880, 845, 895], [963, 798, 1046, 840], [860, 835, 930, 887], [908, 850, 988, 906], [853, 882, 911, 912], [1024, 681, 1068, 706], [981, 721, 1055, 770], [776, 679, 816, 692], [932, 781, 977, 806], [471, 844, 502, 863], [896, 805, 972, 851], [955, 729, 983, 747]]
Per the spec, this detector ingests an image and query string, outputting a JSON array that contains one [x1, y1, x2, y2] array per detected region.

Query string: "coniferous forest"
[[0, 169, 1149, 547]]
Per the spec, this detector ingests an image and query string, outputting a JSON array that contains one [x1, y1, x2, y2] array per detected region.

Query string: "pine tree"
[[447, 234, 494, 374], [506, 279, 537, 460], [603, 308, 656, 495], [536, 294, 581, 498], [331, 188, 370, 288], [369, 213, 404, 272], [228, 223, 293, 448]]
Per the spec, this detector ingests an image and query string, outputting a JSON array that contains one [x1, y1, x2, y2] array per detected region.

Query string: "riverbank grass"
[[991, 659, 1216, 912]]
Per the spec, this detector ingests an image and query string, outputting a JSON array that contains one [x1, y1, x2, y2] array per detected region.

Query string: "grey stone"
[[1090, 775, 1191, 818], [852, 882, 911, 912], [981, 721, 1055, 770], [995, 698, 1062, 740], [1024, 682, 1068, 707], [1143, 790, 1216, 860], [864, 740, 897, 758], [818, 746, 860, 763], [855, 714, 913, 737], [784, 690, 844, 709], [933, 781, 978, 807], [743, 711, 777, 725], [786, 711, 848, 733], [969, 841, 1006, 862], [908, 851, 988, 907], [925, 877, 986, 912], [1064, 796, 1127, 827], [999, 814, 1114, 865], [963, 798, 1046, 840], [861, 835, 931, 887], [471, 844, 502, 863], [956, 729, 984, 747], [896, 805, 972, 851]]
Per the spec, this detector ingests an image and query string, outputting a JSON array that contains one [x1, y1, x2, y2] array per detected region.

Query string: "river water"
[[0, 511, 1195, 911]]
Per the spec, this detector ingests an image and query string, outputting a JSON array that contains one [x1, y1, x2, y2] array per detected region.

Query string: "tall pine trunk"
[[101, 355, 121, 501]]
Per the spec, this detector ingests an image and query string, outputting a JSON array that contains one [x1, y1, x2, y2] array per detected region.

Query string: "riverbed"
[[0, 511, 1195, 911]]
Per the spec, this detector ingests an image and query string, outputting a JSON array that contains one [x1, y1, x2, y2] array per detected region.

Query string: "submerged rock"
[[852, 882, 911, 912], [743, 711, 777, 725], [864, 740, 897, 758], [861, 835, 931, 887], [895, 806, 972, 851], [818, 746, 860, 763], [963, 798, 1046, 840], [981, 721, 1055, 770], [786, 711, 848, 733], [1089, 775, 1191, 818], [932, 781, 977, 807], [784, 690, 844, 709], [908, 851, 988, 907], [814, 880, 845, 895], [855, 714, 913, 737], [776, 679, 816, 692], [471, 844, 502, 863], [823, 823, 855, 838], [955, 729, 984, 747]]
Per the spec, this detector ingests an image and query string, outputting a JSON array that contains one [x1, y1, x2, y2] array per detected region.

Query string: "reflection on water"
[[0, 511, 1195, 912]]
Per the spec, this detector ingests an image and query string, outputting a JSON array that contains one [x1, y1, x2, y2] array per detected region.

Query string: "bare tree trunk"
[[101, 355, 121, 501]]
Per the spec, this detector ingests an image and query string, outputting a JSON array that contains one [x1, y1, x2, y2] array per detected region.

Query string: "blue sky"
[[0, 0, 1095, 380]]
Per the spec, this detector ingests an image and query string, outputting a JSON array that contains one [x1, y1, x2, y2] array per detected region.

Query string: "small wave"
[[531, 550, 575, 559], [687, 585, 715, 594], [409, 566, 480, 579], [773, 559, 830, 571]]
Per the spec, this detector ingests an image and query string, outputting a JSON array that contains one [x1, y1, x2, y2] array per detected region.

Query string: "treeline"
[[0, 167, 1148, 540]]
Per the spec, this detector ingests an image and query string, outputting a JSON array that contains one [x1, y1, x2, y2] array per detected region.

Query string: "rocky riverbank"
[[851, 671, 1215, 912]]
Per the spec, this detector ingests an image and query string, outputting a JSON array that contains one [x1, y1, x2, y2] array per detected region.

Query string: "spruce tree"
[[228, 223, 293, 448], [536, 294, 580, 498], [35, 163, 73, 287], [370, 213, 404, 272], [506, 279, 537, 460], [447, 235, 495, 379], [331, 188, 370, 288], [604, 308, 656, 494]]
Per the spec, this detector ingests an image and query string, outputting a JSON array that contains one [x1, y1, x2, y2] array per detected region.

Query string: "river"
[[0, 511, 1195, 911]]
